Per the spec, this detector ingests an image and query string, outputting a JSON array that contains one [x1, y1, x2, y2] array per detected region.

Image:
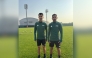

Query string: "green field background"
[[0, 37, 17, 58], [19, 26, 73, 58], [76, 34, 92, 58], [1, 26, 92, 58]]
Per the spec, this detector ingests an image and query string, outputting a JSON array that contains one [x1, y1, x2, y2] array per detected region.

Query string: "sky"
[[19, 0, 73, 23], [73, 0, 92, 28], [1, 0, 92, 27]]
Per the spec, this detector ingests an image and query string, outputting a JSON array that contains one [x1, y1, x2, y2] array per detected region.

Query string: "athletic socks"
[[58, 55, 61, 58], [50, 54, 52, 57], [38, 55, 40, 58], [38, 54, 60, 58], [44, 54, 46, 56], [44, 54, 46, 58], [50, 54, 60, 58], [38, 54, 46, 58], [50, 54, 52, 58]]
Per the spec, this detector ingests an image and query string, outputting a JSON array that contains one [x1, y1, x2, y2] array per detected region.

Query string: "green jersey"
[[34, 21, 47, 41], [48, 21, 63, 42]]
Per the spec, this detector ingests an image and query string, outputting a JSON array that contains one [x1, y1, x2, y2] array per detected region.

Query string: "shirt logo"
[[42, 25, 44, 26], [37, 25, 39, 26], [56, 25, 58, 27]]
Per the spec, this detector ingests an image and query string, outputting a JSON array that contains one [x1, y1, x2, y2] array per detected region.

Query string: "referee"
[[34, 13, 47, 58], [48, 14, 63, 58]]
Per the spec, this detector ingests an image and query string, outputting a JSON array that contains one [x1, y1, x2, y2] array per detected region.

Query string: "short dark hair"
[[52, 14, 57, 16], [38, 13, 43, 15]]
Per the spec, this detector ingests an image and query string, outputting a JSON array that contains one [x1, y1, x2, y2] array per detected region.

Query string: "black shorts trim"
[[37, 39, 46, 46], [49, 41, 60, 48]]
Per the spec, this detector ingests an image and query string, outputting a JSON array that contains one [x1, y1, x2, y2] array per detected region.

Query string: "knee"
[[43, 46, 46, 49], [38, 46, 40, 49], [50, 47, 53, 50], [57, 48, 61, 50]]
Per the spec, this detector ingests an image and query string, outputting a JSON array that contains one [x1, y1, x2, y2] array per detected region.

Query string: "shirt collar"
[[53, 21, 57, 23], [39, 21, 42, 23]]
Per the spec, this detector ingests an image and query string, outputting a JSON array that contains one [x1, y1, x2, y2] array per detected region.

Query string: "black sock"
[[38, 55, 40, 57], [58, 55, 60, 58], [50, 54, 52, 57], [44, 54, 46, 56]]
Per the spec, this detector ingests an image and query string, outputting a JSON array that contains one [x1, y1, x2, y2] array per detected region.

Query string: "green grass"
[[0, 37, 17, 58], [76, 34, 92, 58], [19, 26, 73, 58]]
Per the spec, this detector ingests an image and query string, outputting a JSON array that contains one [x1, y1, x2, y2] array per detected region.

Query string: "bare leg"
[[43, 46, 46, 58], [57, 48, 61, 58], [43, 46, 46, 54], [38, 46, 40, 55], [50, 47, 53, 57]]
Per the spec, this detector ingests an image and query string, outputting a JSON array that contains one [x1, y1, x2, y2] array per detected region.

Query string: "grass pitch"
[[19, 26, 73, 58]]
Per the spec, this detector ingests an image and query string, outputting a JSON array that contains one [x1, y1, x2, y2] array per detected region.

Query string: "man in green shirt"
[[34, 13, 47, 58], [48, 14, 63, 58]]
